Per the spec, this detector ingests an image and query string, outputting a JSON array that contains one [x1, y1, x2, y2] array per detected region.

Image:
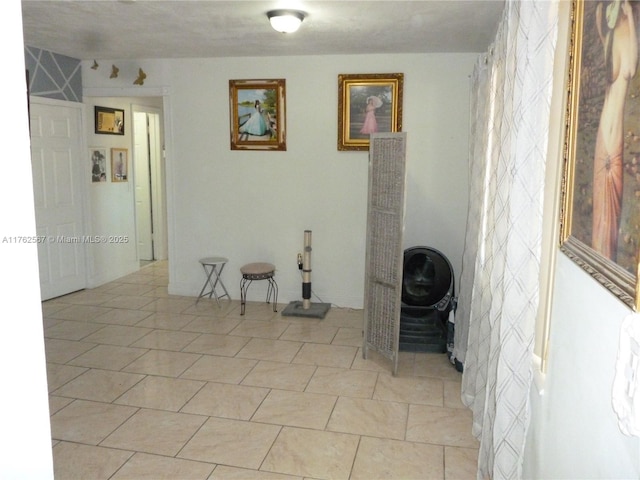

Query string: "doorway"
[[132, 105, 166, 265]]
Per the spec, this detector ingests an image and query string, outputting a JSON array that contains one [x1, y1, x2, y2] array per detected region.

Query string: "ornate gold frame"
[[560, 0, 640, 310], [229, 79, 286, 151], [337, 73, 403, 151]]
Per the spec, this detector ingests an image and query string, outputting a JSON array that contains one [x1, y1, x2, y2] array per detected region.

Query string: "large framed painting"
[[560, 0, 640, 310], [229, 79, 286, 151], [337, 73, 403, 151]]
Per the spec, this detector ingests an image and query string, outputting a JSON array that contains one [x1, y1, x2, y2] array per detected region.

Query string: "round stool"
[[240, 262, 278, 315], [196, 257, 230, 306]]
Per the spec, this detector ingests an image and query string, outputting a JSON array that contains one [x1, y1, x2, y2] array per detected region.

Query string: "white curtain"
[[454, 1, 559, 478]]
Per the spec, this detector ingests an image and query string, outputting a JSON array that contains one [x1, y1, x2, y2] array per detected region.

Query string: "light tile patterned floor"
[[43, 261, 478, 479]]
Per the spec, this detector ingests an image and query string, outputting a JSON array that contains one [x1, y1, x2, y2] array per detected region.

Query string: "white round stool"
[[240, 262, 278, 315], [196, 257, 230, 306]]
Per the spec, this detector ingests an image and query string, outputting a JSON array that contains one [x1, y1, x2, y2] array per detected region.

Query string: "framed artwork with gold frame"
[[110, 148, 128, 182], [229, 79, 286, 151], [560, 0, 640, 310], [337, 73, 403, 151]]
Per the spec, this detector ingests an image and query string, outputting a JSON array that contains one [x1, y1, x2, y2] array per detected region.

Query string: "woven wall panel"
[[368, 210, 403, 285], [363, 132, 407, 374], [365, 281, 397, 357]]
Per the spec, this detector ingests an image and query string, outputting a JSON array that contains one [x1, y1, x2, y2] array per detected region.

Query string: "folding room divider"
[[363, 132, 407, 375]]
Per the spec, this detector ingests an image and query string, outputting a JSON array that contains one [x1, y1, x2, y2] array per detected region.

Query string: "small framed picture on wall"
[[111, 148, 128, 182], [95, 106, 125, 135], [90, 148, 107, 183]]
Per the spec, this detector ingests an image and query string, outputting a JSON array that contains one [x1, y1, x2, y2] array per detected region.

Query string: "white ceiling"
[[21, 0, 505, 60]]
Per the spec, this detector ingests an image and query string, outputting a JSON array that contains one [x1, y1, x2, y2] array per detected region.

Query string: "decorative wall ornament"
[[133, 68, 146, 85], [91, 60, 99, 70], [110, 65, 119, 78]]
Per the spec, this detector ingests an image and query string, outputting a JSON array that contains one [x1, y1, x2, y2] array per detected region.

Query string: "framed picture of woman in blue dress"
[[229, 79, 286, 151], [338, 73, 403, 151]]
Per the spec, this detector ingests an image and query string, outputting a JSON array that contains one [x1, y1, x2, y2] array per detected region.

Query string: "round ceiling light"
[[267, 9, 306, 33]]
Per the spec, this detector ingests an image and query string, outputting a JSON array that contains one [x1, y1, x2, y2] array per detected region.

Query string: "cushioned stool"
[[240, 262, 278, 315], [196, 257, 230, 307]]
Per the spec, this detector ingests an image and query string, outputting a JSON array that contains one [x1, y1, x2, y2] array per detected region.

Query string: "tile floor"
[[43, 261, 479, 480]]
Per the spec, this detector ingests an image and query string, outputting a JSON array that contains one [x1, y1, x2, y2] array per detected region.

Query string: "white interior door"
[[133, 111, 153, 260], [30, 99, 86, 300]]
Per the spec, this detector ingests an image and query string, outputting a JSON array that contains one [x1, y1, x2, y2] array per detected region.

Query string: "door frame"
[[132, 104, 167, 261]]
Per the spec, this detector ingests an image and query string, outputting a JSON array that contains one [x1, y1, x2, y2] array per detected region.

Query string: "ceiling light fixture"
[[267, 9, 306, 33]]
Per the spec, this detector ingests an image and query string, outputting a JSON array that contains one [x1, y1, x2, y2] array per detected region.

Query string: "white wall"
[[96, 53, 474, 308], [525, 256, 640, 479], [1, 0, 53, 477]]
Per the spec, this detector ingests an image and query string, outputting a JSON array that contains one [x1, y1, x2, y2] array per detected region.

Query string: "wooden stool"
[[240, 262, 278, 315]]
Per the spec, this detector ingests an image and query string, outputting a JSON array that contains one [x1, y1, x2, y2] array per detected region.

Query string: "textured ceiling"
[[21, 0, 505, 60]]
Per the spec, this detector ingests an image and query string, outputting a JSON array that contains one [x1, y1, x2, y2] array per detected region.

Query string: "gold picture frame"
[[110, 148, 128, 182], [560, 0, 640, 310], [229, 79, 286, 151], [337, 73, 403, 151]]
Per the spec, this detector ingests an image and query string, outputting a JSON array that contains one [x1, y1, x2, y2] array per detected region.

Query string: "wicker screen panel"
[[363, 132, 407, 375], [368, 210, 403, 285], [366, 281, 397, 357]]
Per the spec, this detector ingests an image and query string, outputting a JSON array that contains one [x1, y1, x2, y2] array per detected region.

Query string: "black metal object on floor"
[[399, 246, 456, 353], [281, 300, 331, 319]]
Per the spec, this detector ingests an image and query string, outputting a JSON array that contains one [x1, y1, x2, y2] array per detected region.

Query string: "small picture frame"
[[338, 73, 404, 151], [95, 106, 125, 135], [111, 148, 128, 182], [229, 79, 286, 151], [90, 147, 107, 183]]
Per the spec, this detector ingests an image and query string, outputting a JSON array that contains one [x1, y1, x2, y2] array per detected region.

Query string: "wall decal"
[[133, 68, 146, 85]]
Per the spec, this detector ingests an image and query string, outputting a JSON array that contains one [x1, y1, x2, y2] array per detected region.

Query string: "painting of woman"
[[591, 0, 638, 260], [360, 96, 382, 134], [239, 100, 269, 137]]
